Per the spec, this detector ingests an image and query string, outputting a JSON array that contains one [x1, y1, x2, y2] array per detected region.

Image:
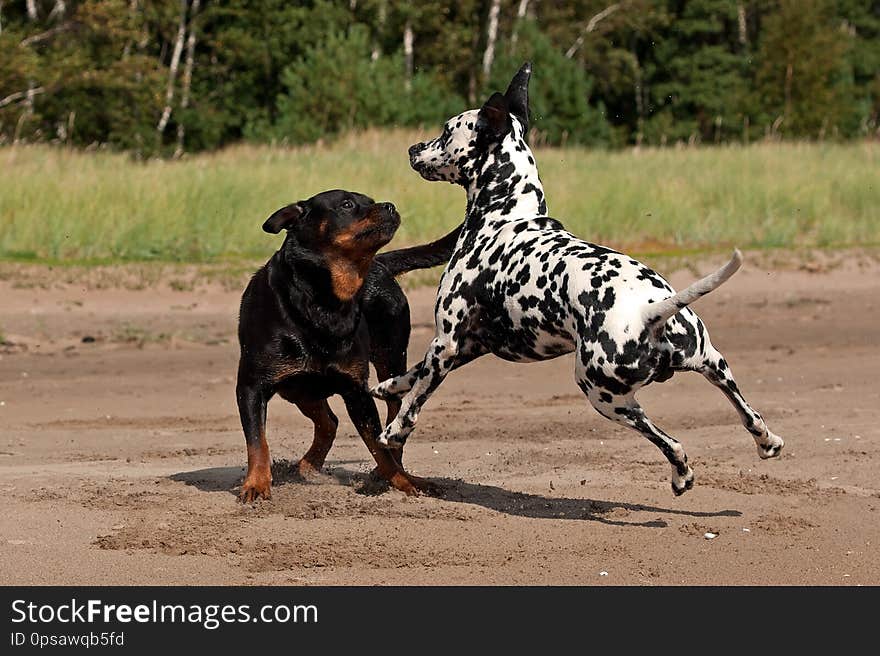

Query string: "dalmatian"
[[372, 62, 784, 496]]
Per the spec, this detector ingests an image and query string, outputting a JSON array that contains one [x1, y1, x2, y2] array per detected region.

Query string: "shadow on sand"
[[171, 462, 740, 529]]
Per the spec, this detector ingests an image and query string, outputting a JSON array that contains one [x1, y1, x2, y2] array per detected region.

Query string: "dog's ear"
[[476, 92, 513, 143], [262, 202, 306, 234], [504, 61, 531, 133]]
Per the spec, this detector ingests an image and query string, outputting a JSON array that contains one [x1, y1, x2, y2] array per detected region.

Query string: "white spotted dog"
[[372, 62, 784, 496]]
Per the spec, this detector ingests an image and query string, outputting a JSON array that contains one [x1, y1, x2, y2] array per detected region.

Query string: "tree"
[[263, 25, 460, 144], [837, 0, 880, 136], [534, 0, 664, 145], [1, 1, 166, 152], [0, 0, 876, 152], [751, 0, 853, 139], [640, 0, 750, 145], [489, 20, 612, 146]]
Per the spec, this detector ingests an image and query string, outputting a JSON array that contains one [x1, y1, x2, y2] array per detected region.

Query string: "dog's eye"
[[341, 200, 355, 211]]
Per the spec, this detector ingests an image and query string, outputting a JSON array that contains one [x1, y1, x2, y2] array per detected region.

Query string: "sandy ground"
[[0, 253, 878, 586]]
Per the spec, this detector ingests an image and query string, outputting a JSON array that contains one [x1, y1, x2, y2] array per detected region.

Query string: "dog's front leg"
[[371, 362, 422, 401], [236, 382, 272, 503], [342, 387, 436, 496], [377, 336, 459, 448]]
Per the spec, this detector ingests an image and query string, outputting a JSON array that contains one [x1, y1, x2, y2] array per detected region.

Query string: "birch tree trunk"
[[467, 23, 480, 104], [481, 0, 501, 79], [123, 0, 140, 58], [157, 0, 188, 135], [403, 20, 413, 90], [565, 3, 623, 59], [510, 0, 531, 48], [175, 0, 201, 158], [13, 83, 38, 144], [26, 0, 37, 21], [737, 3, 748, 47], [48, 0, 66, 22], [784, 61, 793, 126], [632, 48, 643, 147], [0, 86, 45, 109], [371, 0, 386, 61]]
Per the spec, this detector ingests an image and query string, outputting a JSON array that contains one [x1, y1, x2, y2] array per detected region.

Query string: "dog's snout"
[[408, 143, 428, 161], [382, 202, 396, 215]]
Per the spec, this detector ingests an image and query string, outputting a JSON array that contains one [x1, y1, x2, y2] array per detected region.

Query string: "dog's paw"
[[239, 472, 272, 503], [387, 472, 420, 496], [295, 458, 329, 480], [757, 432, 784, 459], [671, 465, 695, 497], [371, 381, 406, 400], [370, 383, 391, 399], [377, 425, 406, 449], [372, 373, 416, 400]]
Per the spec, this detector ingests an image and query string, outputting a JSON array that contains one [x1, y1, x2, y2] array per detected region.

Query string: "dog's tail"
[[376, 223, 463, 277], [641, 249, 743, 332]]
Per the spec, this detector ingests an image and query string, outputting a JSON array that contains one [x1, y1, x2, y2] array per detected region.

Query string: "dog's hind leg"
[[695, 346, 784, 459], [579, 372, 694, 495], [294, 399, 339, 478]]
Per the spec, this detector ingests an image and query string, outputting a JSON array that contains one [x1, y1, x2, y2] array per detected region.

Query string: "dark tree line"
[[1, 0, 877, 156]]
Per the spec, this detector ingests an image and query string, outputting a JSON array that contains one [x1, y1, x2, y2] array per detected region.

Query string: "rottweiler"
[[236, 189, 460, 502]]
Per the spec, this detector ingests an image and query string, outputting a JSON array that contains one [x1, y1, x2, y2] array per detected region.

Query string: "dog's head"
[[262, 190, 401, 300], [408, 62, 532, 186], [263, 189, 400, 258]]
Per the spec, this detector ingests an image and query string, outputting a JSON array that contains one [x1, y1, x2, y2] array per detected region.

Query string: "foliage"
[[490, 20, 611, 146], [751, 0, 855, 139], [0, 0, 877, 152], [251, 25, 462, 144], [643, 0, 750, 144]]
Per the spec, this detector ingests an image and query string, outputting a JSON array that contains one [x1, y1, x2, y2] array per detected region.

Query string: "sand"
[[1, 254, 878, 585]]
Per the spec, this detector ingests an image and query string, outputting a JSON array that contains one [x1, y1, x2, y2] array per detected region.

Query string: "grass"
[[1, 130, 878, 263]]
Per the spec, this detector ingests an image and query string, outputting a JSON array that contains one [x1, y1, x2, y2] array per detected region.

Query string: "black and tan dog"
[[236, 189, 459, 502]]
